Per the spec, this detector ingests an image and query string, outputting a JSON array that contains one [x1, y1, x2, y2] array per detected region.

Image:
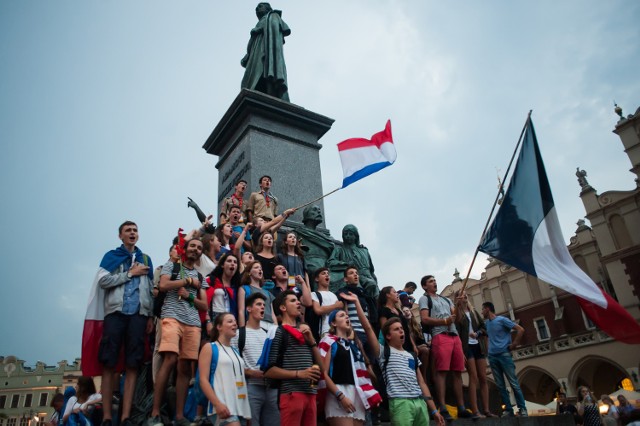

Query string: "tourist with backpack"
[[378, 317, 445, 426], [419, 275, 471, 420], [309, 267, 343, 340], [264, 290, 323, 426], [318, 292, 382, 425], [237, 261, 277, 327], [232, 292, 279, 426], [198, 312, 251, 426]]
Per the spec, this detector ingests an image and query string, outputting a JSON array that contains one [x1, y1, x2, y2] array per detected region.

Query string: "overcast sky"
[[1, 1, 639, 366]]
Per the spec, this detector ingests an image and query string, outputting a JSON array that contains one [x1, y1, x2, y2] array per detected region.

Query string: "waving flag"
[[479, 117, 640, 344], [337, 120, 396, 188]]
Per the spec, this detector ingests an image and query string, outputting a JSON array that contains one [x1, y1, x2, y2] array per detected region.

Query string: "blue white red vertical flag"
[[337, 120, 396, 188], [478, 117, 640, 344]]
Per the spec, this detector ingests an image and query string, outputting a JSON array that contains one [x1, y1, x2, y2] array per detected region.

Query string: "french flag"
[[479, 118, 640, 344], [337, 120, 397, 188]]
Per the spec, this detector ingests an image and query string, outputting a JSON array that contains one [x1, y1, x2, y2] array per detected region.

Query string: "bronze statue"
[[295, 205, 335, 287], [327, 224, 379, 297], [241, 3, 291, 101], [187, 197, 215, 234]]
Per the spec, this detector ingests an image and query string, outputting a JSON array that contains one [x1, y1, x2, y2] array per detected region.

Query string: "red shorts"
[[279, 392, 316, 426], [432, 333, 465, 371]]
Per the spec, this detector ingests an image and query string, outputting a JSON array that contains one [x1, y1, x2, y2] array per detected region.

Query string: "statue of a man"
[[295, 205, 334, 287], [327, 224, 379, 297], [241, 3, 291, 101]]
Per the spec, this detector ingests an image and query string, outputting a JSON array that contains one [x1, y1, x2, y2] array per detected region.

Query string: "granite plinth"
[[204, 89, 335, 224]]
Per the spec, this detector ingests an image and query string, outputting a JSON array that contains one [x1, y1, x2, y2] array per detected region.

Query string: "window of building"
[[39, 393, 48, 407], [0, 418, 4, 426], [609, 214, 632, 249], [24, 393, 32, 408], [0, 395, 6, 409], [500, 281, 513, 306], [11, 394, 20, 408], [7, 419, 17, 426], [482, 287, 492, 303], [581, 310, 596, 330], [534, 317, 550, 341], [19, 418, 28, 426]]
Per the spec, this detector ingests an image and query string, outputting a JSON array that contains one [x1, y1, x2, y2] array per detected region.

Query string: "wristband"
[[309, 342, 317, 348], [335, 390, 343, 399], [431, 409, 438, 416], [422, 396, 433, 401]]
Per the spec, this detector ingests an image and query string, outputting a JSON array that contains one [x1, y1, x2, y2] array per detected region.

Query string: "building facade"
[[442, 105, 640, 406], [0, 356, 82, 426]]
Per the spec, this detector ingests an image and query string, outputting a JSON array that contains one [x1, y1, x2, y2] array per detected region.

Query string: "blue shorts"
[[99, 312, 147, 368]]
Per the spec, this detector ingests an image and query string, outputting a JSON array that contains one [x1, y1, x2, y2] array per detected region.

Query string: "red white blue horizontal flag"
[[337, 120, 396, 188]]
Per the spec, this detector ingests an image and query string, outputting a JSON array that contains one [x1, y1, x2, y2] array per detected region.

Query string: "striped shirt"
[[267, 326, 316, 395], [231, 326, 269, 386], [379, 345, 421, 398], [160, 261, 202, 327]]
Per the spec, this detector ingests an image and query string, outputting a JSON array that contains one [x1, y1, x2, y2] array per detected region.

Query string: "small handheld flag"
[[337, 120, 396, 188]]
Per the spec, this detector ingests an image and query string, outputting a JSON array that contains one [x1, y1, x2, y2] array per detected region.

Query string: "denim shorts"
[[207, 414, 246, 426]]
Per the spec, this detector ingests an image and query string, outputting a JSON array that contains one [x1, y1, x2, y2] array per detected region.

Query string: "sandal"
[[484, 411, 499, 418]]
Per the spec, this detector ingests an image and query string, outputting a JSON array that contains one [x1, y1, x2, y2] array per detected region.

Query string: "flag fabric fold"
[[337, 120, 396, 188], [478, 117, 640, 344]]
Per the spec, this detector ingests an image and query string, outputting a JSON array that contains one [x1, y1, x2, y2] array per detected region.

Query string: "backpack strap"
[[238, 327, 246, 355], [210, 342, 219, 386]]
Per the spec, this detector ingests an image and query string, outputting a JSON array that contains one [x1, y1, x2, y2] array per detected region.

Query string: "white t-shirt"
[[312, 291, 339, 336], [231, 326, 270, 386], [207, 342, 251, 419]]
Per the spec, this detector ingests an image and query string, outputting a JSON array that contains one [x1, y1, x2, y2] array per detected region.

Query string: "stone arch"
[[568, 355, 630, 397], [518, 366, 561, 404]]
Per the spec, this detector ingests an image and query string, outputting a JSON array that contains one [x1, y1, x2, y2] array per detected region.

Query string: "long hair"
[[209, 253, 241, 289], [241, 260, 263, 286], [577, 386, 591, 403], [403, 307, 423, 340], [280, 231, 305, 258], [255, 232, 275, 256], [378, 286, 398, 313], [453, 290, 475, 312], [211, 312, 234, 342], [76, 376, 96, 403], [215, 223, 232, 246]]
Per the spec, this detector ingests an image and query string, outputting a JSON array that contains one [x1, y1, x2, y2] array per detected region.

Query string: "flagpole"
[[291, 186, 342, 211], [459, 111, 532, 294]]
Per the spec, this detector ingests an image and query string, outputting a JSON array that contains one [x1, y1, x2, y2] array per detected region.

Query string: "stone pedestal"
[[203, 89, 334, 225]]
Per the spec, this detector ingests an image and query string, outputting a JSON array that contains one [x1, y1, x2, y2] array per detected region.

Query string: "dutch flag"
[[337, 120, 397, 188]]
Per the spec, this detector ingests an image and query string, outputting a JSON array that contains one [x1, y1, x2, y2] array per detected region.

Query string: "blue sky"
[[1, 1, 638, 366]]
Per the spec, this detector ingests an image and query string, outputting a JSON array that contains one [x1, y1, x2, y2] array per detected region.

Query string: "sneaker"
[[472, 412, 485, 420], [458, 407, 472, 418], [121, 419, 133, 426], [484, 411, 499, 418], [518, 410, 529, 417], [147, 416, 163, 426], [501, 411, 515, 418], [100, 420, 112, 426], [174, 418, 191, 426], [440, 408, 453, 421]]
